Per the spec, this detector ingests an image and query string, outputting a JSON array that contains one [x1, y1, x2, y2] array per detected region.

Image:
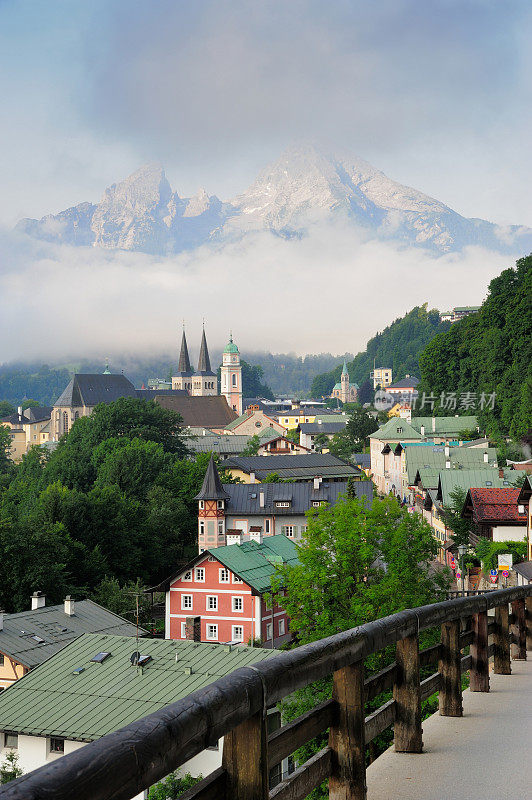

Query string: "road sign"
[[489, 574, 498, 583], [498, 553, 513, 571], [456, 571, 462, 580], [502, 570, 509, 578]]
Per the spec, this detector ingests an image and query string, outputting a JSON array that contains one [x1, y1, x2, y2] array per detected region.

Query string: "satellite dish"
[[130, 651, 140, 665]]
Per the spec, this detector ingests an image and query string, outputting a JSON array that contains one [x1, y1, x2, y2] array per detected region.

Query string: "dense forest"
[[0, 398, 235, 612], [417, 255, 532, 439], [310, 305, 451, 397]]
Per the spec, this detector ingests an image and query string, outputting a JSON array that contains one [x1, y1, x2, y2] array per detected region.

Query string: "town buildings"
[[155, 394, 237, 432], [0, 595, 144, 691], [461, 488, 527, 543], [221, 453, 363, 484], [163, 535, 298, 646], [330, 361, 358, 404], [0, 407, 52, 461], [194, 457, 372, 551], [0, 633, 278, 787], [370, 367, 393, 389], [223, 407, 285, 436], [299, 418, 348, 451], [440, 306, 481, 323]]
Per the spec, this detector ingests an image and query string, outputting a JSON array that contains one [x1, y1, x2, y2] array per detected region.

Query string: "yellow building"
[[1, 407, 52, 462]]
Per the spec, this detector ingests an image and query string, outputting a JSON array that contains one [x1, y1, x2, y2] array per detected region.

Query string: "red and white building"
[[163, 534, 298, 647]]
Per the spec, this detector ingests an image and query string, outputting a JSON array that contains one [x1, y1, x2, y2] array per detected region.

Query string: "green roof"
[[224, 335, 239, 354], [370, 418, 422, 441], [0, 634, 277, 742], [437, 468, 514, 506], [314, 414, 348, 423], [410, 416, 478, 434], [405, 445, 498, 484], [211, 535, 300, 593]]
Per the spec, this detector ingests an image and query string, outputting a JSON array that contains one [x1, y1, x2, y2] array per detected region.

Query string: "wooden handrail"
[[1, 586, 530, 800]]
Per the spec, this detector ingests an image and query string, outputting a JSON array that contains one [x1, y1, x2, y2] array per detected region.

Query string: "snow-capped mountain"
[[15, 144, 532, 255]]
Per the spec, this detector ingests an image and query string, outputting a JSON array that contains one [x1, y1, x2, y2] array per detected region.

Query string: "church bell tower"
[[220, 333, 243, 415]]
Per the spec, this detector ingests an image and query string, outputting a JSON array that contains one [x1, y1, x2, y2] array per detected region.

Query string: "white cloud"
[[0, 225, 506, 364]]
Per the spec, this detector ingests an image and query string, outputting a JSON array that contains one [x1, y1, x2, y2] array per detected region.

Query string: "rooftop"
[[205, 535, 300, 594], [221, 453, 362, 480], [53, 374, 138, 408], [220, 479, 372, 516], [155, 395, 238, 428], [463, 487, 527, 523], [0, 634, 277, 742]]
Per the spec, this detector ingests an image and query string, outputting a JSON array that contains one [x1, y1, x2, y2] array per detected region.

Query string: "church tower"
[[172, 328, 194, 392], [340, 360, 349, 404], [220, 333, 243, 415], [193, 326, 217, 396]]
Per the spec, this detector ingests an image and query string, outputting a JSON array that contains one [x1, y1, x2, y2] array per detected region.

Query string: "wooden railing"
[[2, 586, 531, 800]]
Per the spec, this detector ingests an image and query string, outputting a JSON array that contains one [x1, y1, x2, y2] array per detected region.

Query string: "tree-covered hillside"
[[418, 255, 532, 439], [310, 305, 450, 397]]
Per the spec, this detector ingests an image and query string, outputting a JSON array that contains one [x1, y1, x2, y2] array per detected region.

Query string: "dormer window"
[[275, 501, 291, 508]]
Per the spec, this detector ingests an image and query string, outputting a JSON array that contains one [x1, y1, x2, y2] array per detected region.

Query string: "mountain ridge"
[[15, 144, 532, 255]]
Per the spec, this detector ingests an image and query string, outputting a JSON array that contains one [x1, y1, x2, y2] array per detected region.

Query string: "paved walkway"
[[367, 659, 532, 800]]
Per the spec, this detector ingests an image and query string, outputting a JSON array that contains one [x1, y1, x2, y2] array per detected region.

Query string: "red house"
[[163, 535, 298, 646]]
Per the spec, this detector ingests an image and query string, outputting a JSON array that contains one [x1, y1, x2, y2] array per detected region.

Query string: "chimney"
[[483, 451, 488, 463], [420, 425, 425, 436], [259, 491, 265, 508], [318, 419, 322, 424], [64, 596, 75, 616], [185, 616, 201, 642], [249, 529, 263, 544], [0, 610, 4, 631], [250, 472, 256, 484], [18, 406, 23, 417], [227, 532, 243, 546], [313, 476, 322, 490], [444, 444, 450, 457], [432, 417, 436, 432], [31, 591, 45, 610], [445, 459, 451, 469]]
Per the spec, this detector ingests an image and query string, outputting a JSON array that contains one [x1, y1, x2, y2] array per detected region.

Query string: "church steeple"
[[341, 360, 349, 377], [197, 326, 214, 375], [177, 329, 193, 376]]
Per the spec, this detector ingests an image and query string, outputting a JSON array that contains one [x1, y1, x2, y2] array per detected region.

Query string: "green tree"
[[0, 425, 12, 475], [241, 434, 261, 456], [441, 487, 472, 549], [0, 750, 23, 783], [91, 577, 152, 625], [475, 539, 527, 573], [147, 771, 202, 800], [0, 401, 16, 418], [312, 432, 330, 453], [328, 409, 378, 457]]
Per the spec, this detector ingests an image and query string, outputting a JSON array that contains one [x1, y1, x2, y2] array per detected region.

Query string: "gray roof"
[[221, 453, 362, 480], [197, 329, 215, 375], [23, 406, 52, 423], [387, 376, 420, 389], [352, 453, 371, 469], [0, 600, 146, 669], [177, 330, 193, 376], [135, 389, 187, 400], [221, 479, 372, 515], [513, 561, 532, 581], [155, 395, 238, 428], [194, 456, 231, 501], [299, 422, 347, 434], [54, 374, 137, 408]]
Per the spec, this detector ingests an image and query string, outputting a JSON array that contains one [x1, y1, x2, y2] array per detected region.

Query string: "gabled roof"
[[209, 536, 300, 593], [54, 374, 137, 408], [370, 418, 422, 441], [23, 406, 52, 423], [155, 395, 238, 428], [221, 453, 361, 480], [0, 634, 277, 742], [0, 600, 145, 669], [436, 468, 513, 507], [517, 475, 532, 506], [513, 561, 532, 581], [405, 446, 498, 484], [225, 409, 281, 431], [463, 488, 527, 524], [387, 376, 420, 389], [194, 456, 230, 501]]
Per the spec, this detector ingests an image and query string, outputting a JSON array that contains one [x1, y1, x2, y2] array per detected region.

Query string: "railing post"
[[222, 710, 269, 800], [494, 603, 511, 674], [439, 619, 462, 716], [470, 609, 489, 692], [393, 633, 422, 752], [526, 595, 532, 652], [329, 661, 366, 800], [511, 598, 526, 660]]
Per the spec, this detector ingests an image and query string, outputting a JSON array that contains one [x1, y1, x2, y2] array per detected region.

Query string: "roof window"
[[90, 651, 111, 663], [485, 481, 492, 487], [72, 667, 85, 675], [30, 635, 45, 644]]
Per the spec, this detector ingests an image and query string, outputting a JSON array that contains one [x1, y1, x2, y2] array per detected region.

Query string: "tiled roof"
[[225, 410, 279, 430], [0, 600, 146, 669], [155, 395, 238, 428], [0, 634, 277, 741], [466, 488, 527, 523]]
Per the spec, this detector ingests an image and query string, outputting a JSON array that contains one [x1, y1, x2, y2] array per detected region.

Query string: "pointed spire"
[[197, 326, 214, 374], [194, 456, 230, 501], [342, 360, 349, 377], [178, 329, 193, 375], [103, 360, 111, 375]]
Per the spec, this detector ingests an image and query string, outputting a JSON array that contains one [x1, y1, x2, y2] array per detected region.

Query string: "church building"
[[330, 361, 358, 404]]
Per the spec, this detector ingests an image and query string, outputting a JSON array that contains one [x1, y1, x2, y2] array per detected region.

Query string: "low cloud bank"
[[0, 223, 508, 364]]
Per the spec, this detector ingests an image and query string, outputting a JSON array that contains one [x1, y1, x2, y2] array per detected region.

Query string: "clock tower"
[[220, 333, 243, 416]]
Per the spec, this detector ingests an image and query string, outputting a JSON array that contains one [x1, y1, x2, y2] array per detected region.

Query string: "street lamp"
[[457, 543, 468, 594]]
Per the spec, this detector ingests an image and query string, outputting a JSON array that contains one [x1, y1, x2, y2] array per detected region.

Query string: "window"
[[232, 574, 243, 583], [0, 654, 4, 666], [312, 501, 324, 507], [50, 738, 64, 753], [206, 595, 218, 610], [220, 568, 230, 583], [181, 622, 186, 638], [181, 595, 193, 610], [265, 519, 271, 534], [301, 526, 308, 535], [199, 521, 205, 535], [206, 624, 218, 640], [195, 568, 205, 582], [90, 652, 111, 663], [199, 500, 204, 509], [266, 623, 273, 640], [278, 618, 286, 636], [275, 501, 290, 508], [232, 625, 244, 642], [397, 427, 403, 434], [4, 733, 17, 749], [282, 525, 295, 537], [217, 500, 224, 509], [218, 521, 224, 535], [232, 596, 243, 612], [232, 373, 237, 386], [182, 570, 192, 582]]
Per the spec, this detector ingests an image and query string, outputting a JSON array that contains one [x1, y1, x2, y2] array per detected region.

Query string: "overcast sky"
[[0, 1, 529, 362]]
